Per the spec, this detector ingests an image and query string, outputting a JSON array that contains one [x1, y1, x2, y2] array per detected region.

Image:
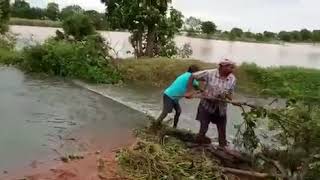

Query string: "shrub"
[[0, 48, 23, 65], [21, 36, 121, 83], [62, 13, 95, 40]]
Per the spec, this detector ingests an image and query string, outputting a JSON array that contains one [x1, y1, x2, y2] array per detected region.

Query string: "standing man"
[[157, 65, 200, 128], [185, 59, 236, 148]]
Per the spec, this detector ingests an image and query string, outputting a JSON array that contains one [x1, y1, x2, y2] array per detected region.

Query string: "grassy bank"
[[9, 18, 62, 28], [119, 58, 320, 99]]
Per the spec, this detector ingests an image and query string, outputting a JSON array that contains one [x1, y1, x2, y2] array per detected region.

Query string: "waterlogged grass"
[[119, 58, 320, 98], [9, 18, 61, 28], [119, 58, 215, 87], [237, 63, 320, 98]]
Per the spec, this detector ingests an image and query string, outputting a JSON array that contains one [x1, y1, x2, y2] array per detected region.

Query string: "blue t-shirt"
[[164, 72, 199, 101]]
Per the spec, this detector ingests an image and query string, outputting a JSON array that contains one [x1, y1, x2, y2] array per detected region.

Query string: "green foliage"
[[312, 30, 320, 42], [103, 0, 183, 57], [60, 5, 83, 20], [301, 29, 312, 41], [11, 0, 46, 20], [0, 33, 23, 64], [0, 48, 22, 65], [185, 16, 202, 32], [201, 21, 216, 35], [46, 2, 59, 21], [11, 0, 46, 19], [238, 63, 320, 98], [0, 0, 10, 33], [278, 31, 292, 42], [244, 31, 255, 39], [20, 37, 121, 83], [263, 31, 276, 40], [62, 13, 96, 40], [233, 97, 320, 179], [230, 28, 243, 38], [85, 10, 108, 30]]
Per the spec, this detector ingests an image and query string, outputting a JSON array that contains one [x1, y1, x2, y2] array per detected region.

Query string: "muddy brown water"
[[10, 25, 320, 69], [0, 67, 147, 177]]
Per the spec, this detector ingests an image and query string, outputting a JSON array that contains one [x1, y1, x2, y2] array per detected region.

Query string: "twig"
[[268, 98, 279, 106]]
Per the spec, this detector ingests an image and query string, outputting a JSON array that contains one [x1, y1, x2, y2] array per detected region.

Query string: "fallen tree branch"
[[221, 167, 286, 179], [175, 95, 258, 109], [257, 154, 287, 177]]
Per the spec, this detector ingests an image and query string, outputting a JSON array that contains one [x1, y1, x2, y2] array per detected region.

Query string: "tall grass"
[[9, 18, 61, 28]]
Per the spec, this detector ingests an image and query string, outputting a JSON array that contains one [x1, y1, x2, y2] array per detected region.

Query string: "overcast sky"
[[25, 0, 320, 32]]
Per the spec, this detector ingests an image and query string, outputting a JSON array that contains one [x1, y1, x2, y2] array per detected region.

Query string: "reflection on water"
[[0, 67, 146, 176], [10, 25, 320, 69]]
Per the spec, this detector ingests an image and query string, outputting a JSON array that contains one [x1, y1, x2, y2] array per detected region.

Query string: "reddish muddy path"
[[5, 129, 135, 180]]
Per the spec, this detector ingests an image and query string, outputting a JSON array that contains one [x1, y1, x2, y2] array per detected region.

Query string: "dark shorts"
[[196, 104, 226, 124], [162, 94, 181, 114], [196, 104, 228, 146]]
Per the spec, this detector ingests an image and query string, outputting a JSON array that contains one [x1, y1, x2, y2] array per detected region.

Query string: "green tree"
[[312, 30, 320, 42], [11, 0, 46, 19], [60, 5, 83, 20], [185, 16, 202, 32], [0, 0, 10, 33], [102, 0, 183, 58], [263, 31, 276, 39], [278, 31, 292, 42], [46, 2, 59, 20], [300, 29, 312, 41], [230, 27, 243, 38], [255, 33, 265, 41], [29, 7, 46, 19], [62, 13, 95, 40], [85, 10, 107, 30], [290, 30, 302, 41], [201, 21, 216, 35], [244, 31, 255, 39], [11, 0, 31, 18]]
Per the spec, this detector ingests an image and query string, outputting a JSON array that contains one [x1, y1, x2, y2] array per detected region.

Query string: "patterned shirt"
[[193, 69, 236, 116]]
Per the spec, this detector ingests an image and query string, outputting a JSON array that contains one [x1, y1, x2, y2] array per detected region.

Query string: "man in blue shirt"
[[157, 65, 200, 128]]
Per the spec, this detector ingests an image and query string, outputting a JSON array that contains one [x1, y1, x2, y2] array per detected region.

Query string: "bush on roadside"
[[21, 36, 121, 83], [62, 13, 95, 40], [0, 33, 23, 65]]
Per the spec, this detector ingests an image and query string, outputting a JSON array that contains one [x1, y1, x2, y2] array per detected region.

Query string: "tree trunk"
[[146, 25, 156, 57], [137, 32, 143, 57]]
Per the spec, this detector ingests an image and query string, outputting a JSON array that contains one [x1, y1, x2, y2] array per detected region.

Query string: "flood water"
[[75, 81, 280, 148], [0, 67, 147, 177], [10, 25, 320, 69]]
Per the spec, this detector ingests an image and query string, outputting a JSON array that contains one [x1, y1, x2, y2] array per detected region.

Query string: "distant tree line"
[[10, 0, 110, 30], [9, 1, 320, 43], [184, 16, 320, 43]]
